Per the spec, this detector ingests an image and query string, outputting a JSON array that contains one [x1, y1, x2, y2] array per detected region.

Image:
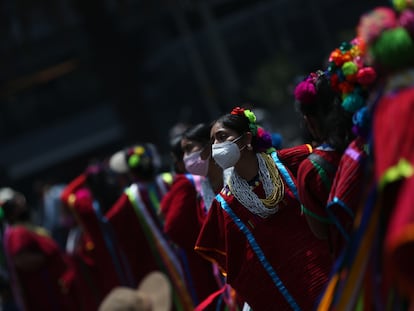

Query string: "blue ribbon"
[[326, 197, 355, 242], [216, 194, 301, 311]]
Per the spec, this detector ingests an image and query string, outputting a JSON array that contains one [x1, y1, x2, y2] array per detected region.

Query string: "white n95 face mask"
[[212, 136, 243, 169], [183, 149, 209, 176]]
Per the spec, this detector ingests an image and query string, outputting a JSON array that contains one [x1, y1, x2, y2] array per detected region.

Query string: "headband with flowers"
[[231, 106, 258, 136], [326, 37, 377, 113]]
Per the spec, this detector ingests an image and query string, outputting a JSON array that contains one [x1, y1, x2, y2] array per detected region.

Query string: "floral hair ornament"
[[255, 126, 275, 153], [231, 106, 258, 136], [326, 37, 377, 113]]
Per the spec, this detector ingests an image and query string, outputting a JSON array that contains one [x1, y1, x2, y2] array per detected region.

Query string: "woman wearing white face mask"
[[161, 123, 236, 311], [195, 107, 333, 311]]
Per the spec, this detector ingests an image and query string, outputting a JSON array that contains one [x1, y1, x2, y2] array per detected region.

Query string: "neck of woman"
[[234, 151, 259, 181], [208, 163, 224, 193]]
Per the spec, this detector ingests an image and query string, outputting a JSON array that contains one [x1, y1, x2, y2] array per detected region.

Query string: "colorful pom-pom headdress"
[[326, 37, 377, 113], [231, 106, 258, 136], [293, 70, 325, 106], [357, 4, 414, 70], [109, 143, 161, 175], [230, 106, 274, 153]]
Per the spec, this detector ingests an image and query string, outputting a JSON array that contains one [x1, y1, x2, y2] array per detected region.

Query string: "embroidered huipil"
[[195, 153, 332, 311]]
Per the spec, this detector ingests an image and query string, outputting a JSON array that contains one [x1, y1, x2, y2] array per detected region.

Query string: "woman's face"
[[210, 122, 242, 146], [181, 138, 210, 160]]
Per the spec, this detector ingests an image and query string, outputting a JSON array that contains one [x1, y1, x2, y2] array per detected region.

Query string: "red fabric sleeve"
[[6, 226, 57, 258], [160, 175, 203, 250], [277, 144, 313, 177], [297, 158, 330, 220], [194, 200, 227, 274]]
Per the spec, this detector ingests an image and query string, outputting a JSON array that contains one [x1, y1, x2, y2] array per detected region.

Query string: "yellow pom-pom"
[[68, 194, 76, 208], [135, 146, 145, 155]]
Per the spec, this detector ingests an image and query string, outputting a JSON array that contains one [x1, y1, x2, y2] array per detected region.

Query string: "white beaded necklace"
[[229, 153, 282, 218]]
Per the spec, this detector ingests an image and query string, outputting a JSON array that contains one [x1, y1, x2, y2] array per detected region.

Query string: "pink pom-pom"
[[356, 67, 377, 85], [400, 9, 414, 35], [74, 188, 93, 208], [354, 56, 364, 68], [357, 7, 397, 44], [294, 80, 317, 104]]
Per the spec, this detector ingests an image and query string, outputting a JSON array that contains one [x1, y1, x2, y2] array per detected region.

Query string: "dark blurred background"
[[0, 0, 387, 202]]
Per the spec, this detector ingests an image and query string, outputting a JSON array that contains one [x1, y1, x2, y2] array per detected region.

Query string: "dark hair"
[[215, 113, 250, 136], [0, 190, 30, 224], [182, 123, 211, 146], [170, 135, 184, 161], [296, 74, 354, 152], [85, 163, 122, 213]]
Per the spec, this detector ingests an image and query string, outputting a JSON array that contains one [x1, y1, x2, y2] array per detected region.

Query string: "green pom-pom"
[[249, 124, 258, 136], [342, 61, 358, 76], [342, 93, 364, 113], [371, 27, 414, 70], [393, 0, 407, 11], [128, 154, 140, 167], [244, 110, 256, 124], [340, 42, 352, 52], [0, 207, 3, 221]]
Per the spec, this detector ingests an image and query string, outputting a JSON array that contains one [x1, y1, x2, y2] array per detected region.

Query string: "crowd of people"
[[0, 2, 413, 310]]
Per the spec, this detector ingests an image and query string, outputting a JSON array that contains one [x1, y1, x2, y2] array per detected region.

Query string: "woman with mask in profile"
[[195, 107, 332, 311], [161, 123, 237, 311]]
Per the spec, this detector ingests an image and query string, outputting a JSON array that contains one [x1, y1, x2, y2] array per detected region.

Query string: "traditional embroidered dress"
[[104, 171, 173, 286], [60, 174, 124, 305], [316, 70, 414, 310], [3, 224, 81, 311], [161, 174, 222, 309], [298, 146, 342, 222], [195, 152, 332, 311], [326, 137, 369, 256], [106, 179, 195, 311], [373, 70, 414, 300], [105, 190, 160, 285], [297, 146, 342, 256]]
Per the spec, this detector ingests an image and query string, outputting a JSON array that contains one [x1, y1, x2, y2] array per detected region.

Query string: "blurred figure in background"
[[107, 143, 194, 310], [0, 187, 82, 311], [60, 160, 128, 309], [161, 123, 237, 310]]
